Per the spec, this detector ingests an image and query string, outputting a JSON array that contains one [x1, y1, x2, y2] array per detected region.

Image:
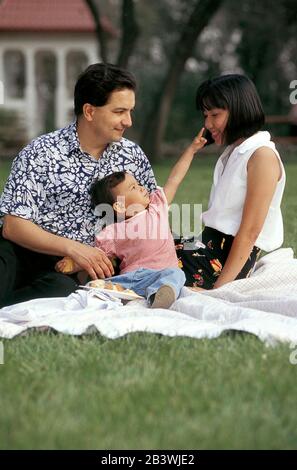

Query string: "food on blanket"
[[88, 279, 106, 289], [88, 280, 137, 295], [104, 281, 125, 291]]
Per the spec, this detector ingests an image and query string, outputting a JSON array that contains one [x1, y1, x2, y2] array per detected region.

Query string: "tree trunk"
[[141, 0, 223, 160], [117, 0, 139, 68], [85, 0, 108, 62]]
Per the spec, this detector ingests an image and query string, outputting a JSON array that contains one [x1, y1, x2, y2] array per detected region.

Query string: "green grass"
[[1, 151, 297, 449]]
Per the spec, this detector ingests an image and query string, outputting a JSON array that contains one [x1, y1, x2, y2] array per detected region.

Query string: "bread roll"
[[88, 279, 106, 289], [60, 257, 76, 273], [88, 280, 137, 296]]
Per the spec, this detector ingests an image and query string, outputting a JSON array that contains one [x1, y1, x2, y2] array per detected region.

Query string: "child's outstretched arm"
[[163, 128, 207, 204]]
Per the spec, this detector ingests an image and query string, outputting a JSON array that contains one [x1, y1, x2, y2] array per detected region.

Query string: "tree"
[[85, 0, 139, 68], [140, 0, 223, 159], [85, 0, 108, 62], [233, 0, 297, 113], [117, 0, 139, 68]]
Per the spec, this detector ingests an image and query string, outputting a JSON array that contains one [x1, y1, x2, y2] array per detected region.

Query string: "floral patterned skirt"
[[175, 226, 261, 289]]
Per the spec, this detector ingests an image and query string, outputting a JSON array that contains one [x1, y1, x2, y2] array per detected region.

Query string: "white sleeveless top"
[[202, 131, 286, 252]]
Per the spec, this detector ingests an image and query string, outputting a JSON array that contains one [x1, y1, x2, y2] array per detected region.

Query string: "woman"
[[177, 74, 286, 290]]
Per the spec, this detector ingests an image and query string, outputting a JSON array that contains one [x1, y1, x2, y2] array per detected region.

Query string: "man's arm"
[[2, 215, 114, 279], [164, 128, 207, 204]]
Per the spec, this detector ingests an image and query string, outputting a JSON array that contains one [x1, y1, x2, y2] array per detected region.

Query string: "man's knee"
[[36, 272, 78, 297], [0, 236, 18, 300], [0, 235, 17, 264]]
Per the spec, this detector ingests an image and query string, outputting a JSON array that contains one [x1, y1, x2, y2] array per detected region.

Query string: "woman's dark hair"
[[74, 63, 136, 116], [89, 171, 126, 208], [196, 74, 265, 145]]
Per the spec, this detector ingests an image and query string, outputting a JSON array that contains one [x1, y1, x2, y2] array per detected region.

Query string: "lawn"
[[0, 149, 297, 450]]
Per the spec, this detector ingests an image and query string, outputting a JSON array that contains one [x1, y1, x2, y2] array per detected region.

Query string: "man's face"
[[111, 173, 150, 217], [90, 88, 135, 144]]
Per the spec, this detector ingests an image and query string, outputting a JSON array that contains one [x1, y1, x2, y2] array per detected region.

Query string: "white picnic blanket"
[[1, 248, 297, 345]]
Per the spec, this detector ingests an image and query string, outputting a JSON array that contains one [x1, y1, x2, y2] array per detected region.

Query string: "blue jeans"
[[105, 267, 185, 301]]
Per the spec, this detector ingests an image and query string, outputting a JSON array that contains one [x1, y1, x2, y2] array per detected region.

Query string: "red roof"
[[0, 0, 117, 35]]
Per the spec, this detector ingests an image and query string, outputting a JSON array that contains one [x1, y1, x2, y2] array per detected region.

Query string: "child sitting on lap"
[[56, 129, 207, 308]]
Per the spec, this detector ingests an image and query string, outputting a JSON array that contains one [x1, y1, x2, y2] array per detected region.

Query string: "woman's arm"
[[213, 147, 281, 288]]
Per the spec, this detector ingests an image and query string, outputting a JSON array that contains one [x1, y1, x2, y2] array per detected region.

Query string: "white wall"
[[0, 32, 99, 139]]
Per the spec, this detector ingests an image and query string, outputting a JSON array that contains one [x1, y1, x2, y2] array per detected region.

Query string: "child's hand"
[[190, 127, 207, 153]]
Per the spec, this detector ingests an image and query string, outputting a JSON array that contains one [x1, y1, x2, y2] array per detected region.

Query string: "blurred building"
[[0, 0, 117, 139]]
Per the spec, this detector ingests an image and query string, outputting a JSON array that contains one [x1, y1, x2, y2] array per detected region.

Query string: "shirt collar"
[[108, 140, 124, 152], [67, 121, 81, 153], [236, 131, 272, 154], [67, 121, 124, 155]]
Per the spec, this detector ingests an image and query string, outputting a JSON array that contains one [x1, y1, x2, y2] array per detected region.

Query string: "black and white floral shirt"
[[0, 122, 157, 245]]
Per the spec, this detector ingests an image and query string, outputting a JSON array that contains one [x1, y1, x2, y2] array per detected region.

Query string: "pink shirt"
[[95, 188, 178, 274]]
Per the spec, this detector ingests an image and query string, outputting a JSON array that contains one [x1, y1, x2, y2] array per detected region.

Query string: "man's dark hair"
[[74, 63, 137, 116], [89, 171, 126, 208], [196, 74, 265, 145]]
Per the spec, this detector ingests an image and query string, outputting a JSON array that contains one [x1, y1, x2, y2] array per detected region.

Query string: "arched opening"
[[3, 50, 26, 99], [66, 50, 88, 100], [35, 50, 57, 134]]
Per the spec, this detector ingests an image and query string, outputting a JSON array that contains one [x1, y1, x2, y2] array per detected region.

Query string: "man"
[[0, 63, 156, 307]]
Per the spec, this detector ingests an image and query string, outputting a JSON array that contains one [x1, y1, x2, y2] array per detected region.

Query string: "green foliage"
[[165, 72, 203, 142], [132, 0, 297, 148], [232, 0, 295, 114]]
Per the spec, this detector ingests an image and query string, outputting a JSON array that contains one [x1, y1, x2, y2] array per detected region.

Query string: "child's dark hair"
[[74, 63, 136, 116], [196, 74, 265, 145], [89, 171, 126, 208]]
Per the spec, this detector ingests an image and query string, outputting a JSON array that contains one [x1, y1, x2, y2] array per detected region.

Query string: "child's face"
[[203, 108, 229, 145], [111, 173, 150, 217]]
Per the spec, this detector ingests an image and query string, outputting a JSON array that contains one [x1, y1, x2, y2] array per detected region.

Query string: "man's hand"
[[2, 215, 114, 279], [66, 241, 114, 280]]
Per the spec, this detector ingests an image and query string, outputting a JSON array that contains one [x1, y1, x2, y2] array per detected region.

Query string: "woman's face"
[[203, 108, 229, 145]]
